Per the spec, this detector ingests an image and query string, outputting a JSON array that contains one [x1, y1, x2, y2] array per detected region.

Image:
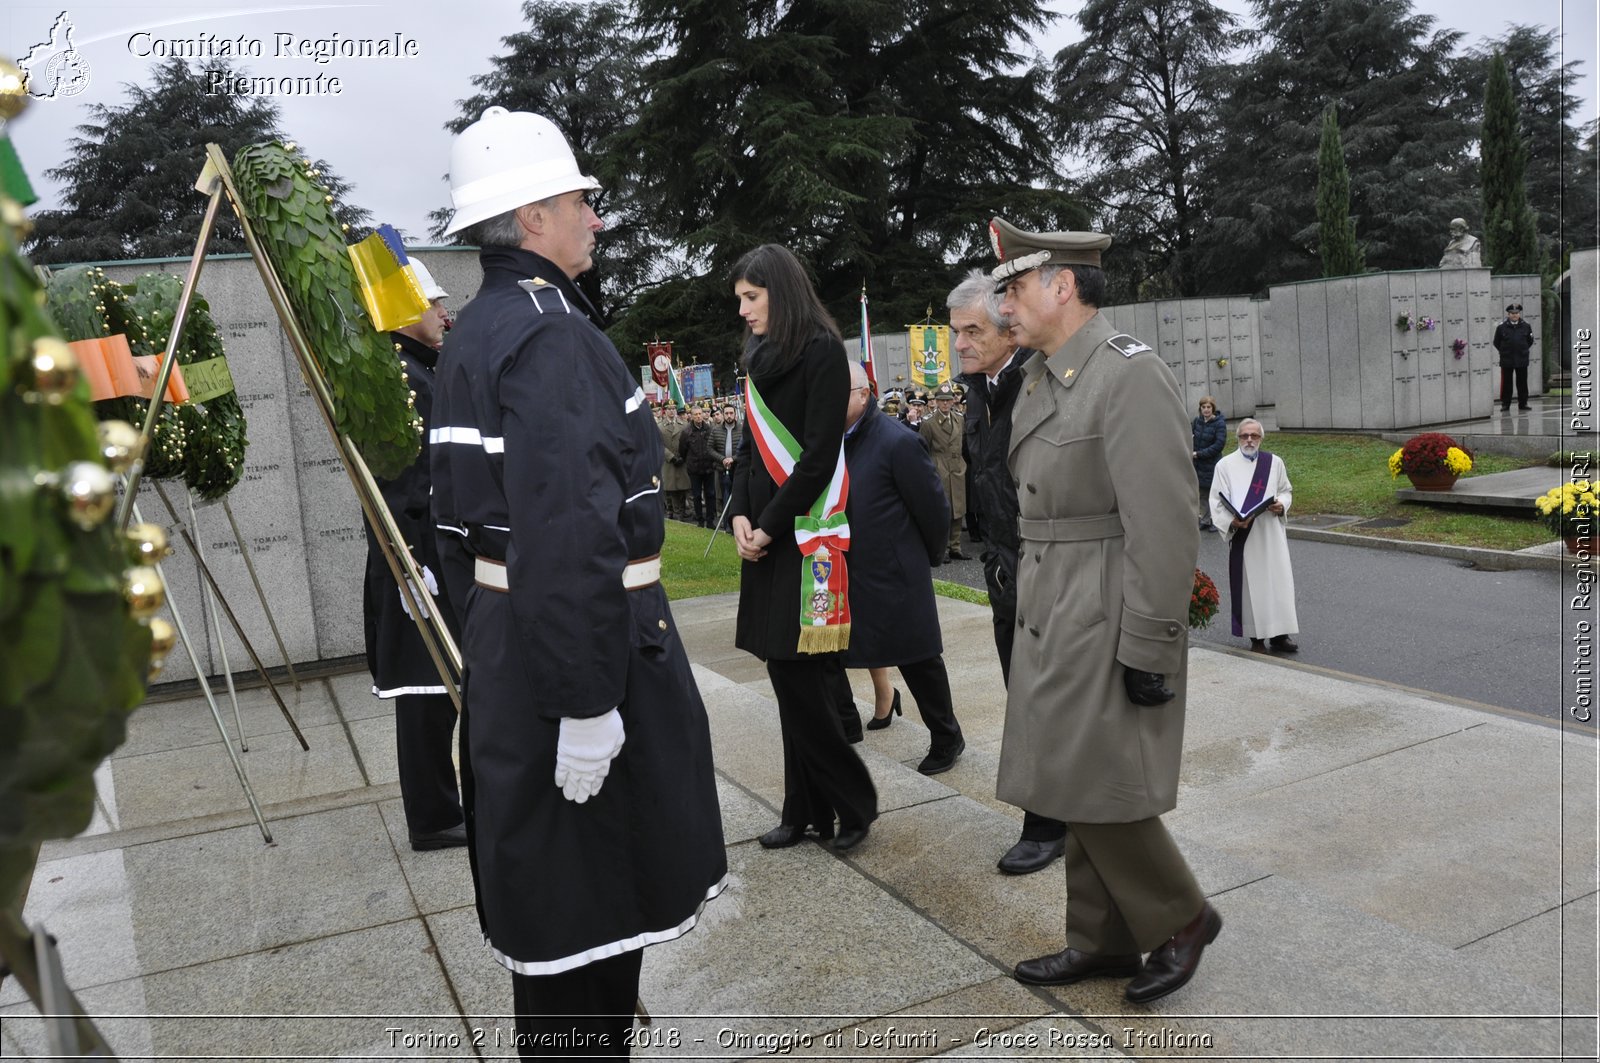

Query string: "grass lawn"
[[660, 521, 992, 604], [1264, 432, 1553, 551], [660, 429, 1554, 602]]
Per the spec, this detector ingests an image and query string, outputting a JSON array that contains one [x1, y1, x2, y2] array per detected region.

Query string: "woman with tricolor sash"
[[728, 244, 879, 854]]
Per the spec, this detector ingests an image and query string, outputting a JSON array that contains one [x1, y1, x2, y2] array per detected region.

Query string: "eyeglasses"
[[1238, 432, 1262, 440]]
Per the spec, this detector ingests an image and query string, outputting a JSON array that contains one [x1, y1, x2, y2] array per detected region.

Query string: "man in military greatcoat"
[[362, 257, 465, 852], [659, 403, 690, 519], [989, 216, 1220, 1005], [430, 106, 726, 1056], [1492, 302, 1535, 412], [920, 381, 968, 560]]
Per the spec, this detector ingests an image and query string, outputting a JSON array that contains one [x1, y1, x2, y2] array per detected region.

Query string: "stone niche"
[[1100, 296, 1264, 420], [90, 246, 484, 682], [1267, 269, 1498, 430]]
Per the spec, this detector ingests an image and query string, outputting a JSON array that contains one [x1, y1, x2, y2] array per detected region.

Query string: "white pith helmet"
[[443, 107, 600, 236], [408, 258, 448, 301]]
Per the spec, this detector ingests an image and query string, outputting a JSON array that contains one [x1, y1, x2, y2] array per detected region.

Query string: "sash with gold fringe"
[[744, 377, 851, 653]]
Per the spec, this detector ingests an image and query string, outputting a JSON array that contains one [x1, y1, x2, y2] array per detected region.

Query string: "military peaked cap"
[[988, 217, 1112, 289]]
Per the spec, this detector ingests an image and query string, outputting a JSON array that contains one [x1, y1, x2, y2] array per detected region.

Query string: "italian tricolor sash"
[[745, 377, 852, 653]]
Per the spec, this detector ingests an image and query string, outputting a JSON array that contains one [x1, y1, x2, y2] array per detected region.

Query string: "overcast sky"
[[4, 0, 1596, 243]]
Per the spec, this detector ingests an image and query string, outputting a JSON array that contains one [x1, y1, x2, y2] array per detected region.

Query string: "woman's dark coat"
[[839, 401, 949, 668], [731, 333, 850, 661], [1191, 412, 1227, 492]]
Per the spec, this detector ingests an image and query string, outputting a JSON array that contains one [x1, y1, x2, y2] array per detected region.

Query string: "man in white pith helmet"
[[362, 257, 466, 854], [428, 107, 726, 1057]]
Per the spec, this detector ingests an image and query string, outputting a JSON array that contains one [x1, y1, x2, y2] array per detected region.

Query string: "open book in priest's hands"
[[1216, 491, 1277, 522]]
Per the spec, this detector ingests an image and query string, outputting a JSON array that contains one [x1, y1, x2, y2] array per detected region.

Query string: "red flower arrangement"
[[1390, 432, 1473, 477], [1190, 568, 1220, 629]]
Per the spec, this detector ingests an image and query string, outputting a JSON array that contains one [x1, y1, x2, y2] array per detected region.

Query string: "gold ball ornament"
[[97, 420, 144, 473], [125, 523, 171, 563], [24, 337, 80, 404], [0, 59, 26, 120], [59, 461, 117, 530], [123, 566, 166, 620], [146, 617, 178, 678]]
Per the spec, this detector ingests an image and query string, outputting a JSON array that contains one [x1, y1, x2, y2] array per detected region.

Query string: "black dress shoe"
[[948, 549, 971, 561], [1125, 902, 1223, 1004], [758, 823, 808, 849], [917, 737, 965, 776], [997, 836, 1066, 875], [1518, 405, 1532, 411], [866, 689, 901, 730], [1269, 635, 1299, 653], [1014, 947, 1143, 986], [409, 823, 468, 852], [831, 825, 869, 852]]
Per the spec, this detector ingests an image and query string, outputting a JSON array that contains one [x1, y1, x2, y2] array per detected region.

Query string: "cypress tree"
[[1315, 103, 1364, 277], [1480, 52, 1539, 273]]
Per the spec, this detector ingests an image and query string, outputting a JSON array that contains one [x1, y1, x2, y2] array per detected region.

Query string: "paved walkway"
[[3, 594, 1595, 1061]]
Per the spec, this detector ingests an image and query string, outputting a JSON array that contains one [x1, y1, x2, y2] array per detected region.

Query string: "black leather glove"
[[1124, 667, 1174, 707]]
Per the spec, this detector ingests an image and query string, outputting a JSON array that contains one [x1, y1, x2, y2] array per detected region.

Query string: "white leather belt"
[[475, 555, 661, 592]]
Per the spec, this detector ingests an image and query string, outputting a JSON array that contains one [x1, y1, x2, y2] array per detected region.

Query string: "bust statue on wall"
[[1439, 218, 1482, 268]]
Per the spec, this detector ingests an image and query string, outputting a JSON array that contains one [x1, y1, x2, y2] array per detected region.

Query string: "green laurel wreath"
[[2, 211, 150, 913], [231, 142, 420, 479], [126, 273, 249, 500], [43, 266, 188, 481]]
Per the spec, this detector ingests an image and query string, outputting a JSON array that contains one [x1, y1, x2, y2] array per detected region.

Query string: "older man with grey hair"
[[1208, 418, 1299, 654], [948, 268, 1069, 876]]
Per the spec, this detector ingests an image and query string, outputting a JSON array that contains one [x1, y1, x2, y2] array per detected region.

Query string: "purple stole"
[[1228, 451, 1275, 637]]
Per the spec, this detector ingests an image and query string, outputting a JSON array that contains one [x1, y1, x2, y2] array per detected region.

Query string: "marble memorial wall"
[[1269, 269, 1499, 429], [96, 248, 484, 684], [1100, 297, 1264, 419]]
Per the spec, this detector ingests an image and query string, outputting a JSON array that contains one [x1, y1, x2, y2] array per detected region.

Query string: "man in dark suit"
[[949, 268, 1068, 876], [834, 362, 965, 774]]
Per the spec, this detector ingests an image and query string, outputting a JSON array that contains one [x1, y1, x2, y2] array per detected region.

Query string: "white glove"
[[554, 709, 626, 804], [398, 565, 439, 619]]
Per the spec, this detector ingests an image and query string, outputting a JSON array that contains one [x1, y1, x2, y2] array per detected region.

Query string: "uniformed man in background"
[[430, 106, 726, 1057], [920, 381, 968, 560], [989, 217, 1220, 1005], [362, 257, 465, 852]]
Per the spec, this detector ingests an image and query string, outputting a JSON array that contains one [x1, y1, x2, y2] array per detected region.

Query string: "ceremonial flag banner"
[[909, 324, 951, 389], [646, 341, 673, 390], [347, 224, 428, 331], [859, 290, 878, 395], [744, 377, 851, 653], [666, 362, 687, 407]]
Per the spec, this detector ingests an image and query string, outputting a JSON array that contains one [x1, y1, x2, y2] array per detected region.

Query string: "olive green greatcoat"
[[659, 418, 690, 492], [918, 407, 966, 518], [997, 312, 1197, 824]]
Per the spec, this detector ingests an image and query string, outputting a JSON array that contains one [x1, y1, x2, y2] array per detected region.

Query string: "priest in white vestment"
[[1209, 419, 1300, 654]]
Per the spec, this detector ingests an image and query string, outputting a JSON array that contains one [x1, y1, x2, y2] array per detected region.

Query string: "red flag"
[[646, 341, 673, 390]]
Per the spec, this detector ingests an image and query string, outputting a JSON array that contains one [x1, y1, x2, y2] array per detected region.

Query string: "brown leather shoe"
[[1015, 947, 1143, 986], [1124, 902, 1222, 1004], [1249, 639, 1269, 654], [1269, 635, 1299, 653]]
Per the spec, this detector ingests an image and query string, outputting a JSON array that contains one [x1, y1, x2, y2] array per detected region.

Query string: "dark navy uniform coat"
[[363, 332, 459, 697], [429, 245, 726, 975], [839, 401, 949, 668]]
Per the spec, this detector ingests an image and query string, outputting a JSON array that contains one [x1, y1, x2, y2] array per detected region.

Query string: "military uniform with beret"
[[990, 217, 1218, 1004], [919, 381, 967, 557]]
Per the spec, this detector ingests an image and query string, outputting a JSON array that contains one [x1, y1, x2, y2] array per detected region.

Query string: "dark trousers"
[[511, 948, 643, 1059], [767, 655, 878, 834], [686, 471, 717, 526], [827, 658, 963, 751], [986, 561, 1067, 845], [894, 656, 964, 750], [1500, 367, 1530, 408], [394, 692, 462, 833]]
